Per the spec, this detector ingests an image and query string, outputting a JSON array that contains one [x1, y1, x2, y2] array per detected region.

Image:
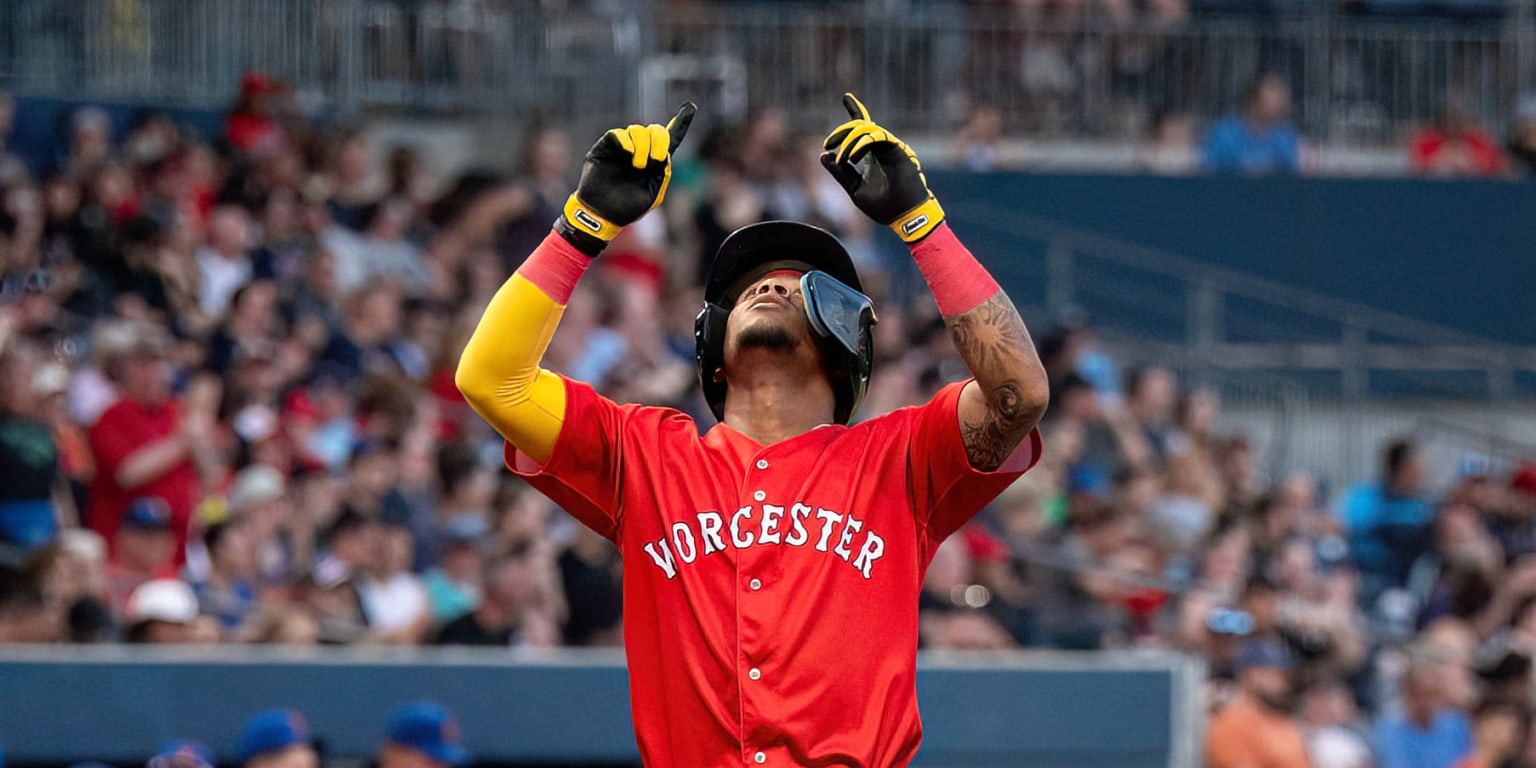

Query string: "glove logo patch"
[[573, 209, 605, 233], [900, 214, 929, 238]]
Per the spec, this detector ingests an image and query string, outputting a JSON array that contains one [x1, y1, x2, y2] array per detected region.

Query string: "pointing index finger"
[[841, 92, 870, 121], [667, 102, 698, 152]]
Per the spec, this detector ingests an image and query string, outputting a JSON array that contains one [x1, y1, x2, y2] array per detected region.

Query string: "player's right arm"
[[455, 104, 696, 463]]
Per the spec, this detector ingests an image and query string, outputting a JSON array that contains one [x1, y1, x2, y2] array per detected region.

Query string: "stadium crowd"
[[0, 72, 1535, 768]]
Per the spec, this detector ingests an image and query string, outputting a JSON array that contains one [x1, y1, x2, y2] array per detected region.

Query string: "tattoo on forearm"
[[947, 293, 1041, 470]]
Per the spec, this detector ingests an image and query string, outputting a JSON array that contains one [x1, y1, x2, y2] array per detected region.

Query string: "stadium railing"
[[0, 0, 1531, 147]]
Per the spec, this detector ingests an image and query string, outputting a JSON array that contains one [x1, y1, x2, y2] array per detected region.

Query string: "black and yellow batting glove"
[[820, 93, 944, 244], [557, 102, 697, 257]]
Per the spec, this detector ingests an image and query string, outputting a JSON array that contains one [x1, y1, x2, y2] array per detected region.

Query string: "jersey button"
[[749, 667, 761, 681], [756, 459, 769, 470], [754, 752, 766, 764], [749, 578, 762, 591], [753, 490, 766, 502]]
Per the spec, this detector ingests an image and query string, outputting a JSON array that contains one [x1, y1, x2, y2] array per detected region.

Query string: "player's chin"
[[733, 319, 803, 355]]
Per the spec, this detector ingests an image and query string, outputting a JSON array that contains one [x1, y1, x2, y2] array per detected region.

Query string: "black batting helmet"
[[694, 221, 876, 425]]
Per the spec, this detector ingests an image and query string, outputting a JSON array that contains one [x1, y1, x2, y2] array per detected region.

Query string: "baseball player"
[[456, 94, 1049, 767]]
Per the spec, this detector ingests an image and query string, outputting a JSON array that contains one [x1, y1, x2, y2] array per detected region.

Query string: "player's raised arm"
[[821, 93, 1048, 470], [455, 103, 696, 463]]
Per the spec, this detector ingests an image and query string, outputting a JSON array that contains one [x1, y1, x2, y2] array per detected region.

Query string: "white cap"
[[126, 579, 199, 625], [227, 464, 287, 514]]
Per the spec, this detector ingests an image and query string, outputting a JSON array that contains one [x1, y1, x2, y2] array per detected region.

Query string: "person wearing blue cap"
[[239, 708, 319, 768], [380, 701, 469, 768]]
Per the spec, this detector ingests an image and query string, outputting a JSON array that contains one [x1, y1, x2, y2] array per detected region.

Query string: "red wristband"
[[909, 223, 1001, 316], [517, 229, 594, 304]]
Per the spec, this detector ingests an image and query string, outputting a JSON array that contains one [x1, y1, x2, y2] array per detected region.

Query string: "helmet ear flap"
[[694, 302, 731, 422]]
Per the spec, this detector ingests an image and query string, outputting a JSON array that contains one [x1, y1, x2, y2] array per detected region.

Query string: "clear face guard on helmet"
[[800, 270, 877, 356]]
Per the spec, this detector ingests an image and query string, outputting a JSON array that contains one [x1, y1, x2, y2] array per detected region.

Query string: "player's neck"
[[722, 357, 836, 446]]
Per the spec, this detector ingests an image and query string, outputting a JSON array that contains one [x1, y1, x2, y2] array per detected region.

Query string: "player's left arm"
[[822, 93, 1048, 470]]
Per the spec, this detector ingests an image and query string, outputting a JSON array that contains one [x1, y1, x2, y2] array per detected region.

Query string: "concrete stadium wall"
[[0, 647, 1203, 768]]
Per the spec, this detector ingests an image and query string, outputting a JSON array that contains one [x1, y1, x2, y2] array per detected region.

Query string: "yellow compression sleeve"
[[455, 274, 568, 465]]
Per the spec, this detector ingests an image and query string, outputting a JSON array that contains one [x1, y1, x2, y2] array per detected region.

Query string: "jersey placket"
[[736, 448, 787, 766]]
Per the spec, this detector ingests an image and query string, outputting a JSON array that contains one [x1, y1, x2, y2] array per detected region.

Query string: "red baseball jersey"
[[507, 377, 1041, 767]]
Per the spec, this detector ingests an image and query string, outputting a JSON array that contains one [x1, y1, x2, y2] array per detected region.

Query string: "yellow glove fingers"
[[823, 118, 867, 151], [842, 92, 870, 121], [844, 133, 884, 165], [610, 128, 634, 157], [647, 124, 670, 164], [626, 124, 650, 169], [835, 124, 888, 165]]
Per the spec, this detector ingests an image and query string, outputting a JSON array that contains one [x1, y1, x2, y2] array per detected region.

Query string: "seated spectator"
[[558, 523, 624, 646], [124, 578, 215, 644], [238, 709, 319, 768], [1340, 438, 1433, 604], [0, 336, 63, 556], [434, 546, 547, 647], [1410, 109, 1508, 178], [1206, 637, 1311, 768], [1452, 699, 1528, 768], [380, 701, 470, 768], [355, 524, 431, 644], [1201, 72, 1303, 175], [190, 521, 259, 640], [422, 516, 485, 626], [106, 497, 179, 613], [1375, 659, 1473, 768], [1506, 95, 1536, 176], [1299, 677, 1373, 768]]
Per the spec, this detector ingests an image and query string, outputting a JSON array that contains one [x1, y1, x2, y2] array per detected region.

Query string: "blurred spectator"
[[380, 701, 469, 768], [1207, 637, 1311, 768], [558, 523, 624, 646], [1340, 438, 1433, 604], [196, 204, 256, 319], [1374, 659, 1472, 768], [1455, 699, 1529, 768], [224, 72, 289, 156], [191, 520, 259, 640], [356, 524, 431, 644], [421, 517, 485, 625], [919, 535, 1017, 650], [86, 325, 218, 563], [1409, 109, 1508, 178], [1506, 95, 1536, 176], [238, 709, 319, 768], [433, 545, 548, 647], [1201, 72, 1303, 175], [1137, 110, 1199, 175], [950, 103, 1006, 172], [124, 578, 215, 643], [1299, 678, 1373, 768], [106, 497, 178, 613], [0, 334, 64, 555]]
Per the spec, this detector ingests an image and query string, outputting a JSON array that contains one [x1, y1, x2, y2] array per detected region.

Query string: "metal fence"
[[1, 0, 1533, 146]]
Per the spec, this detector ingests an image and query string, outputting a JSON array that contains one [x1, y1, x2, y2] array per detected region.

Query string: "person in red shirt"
[[86, 325, 219, 565], [456, 94, 1050, 767], [1410, 109, 1509, 177]]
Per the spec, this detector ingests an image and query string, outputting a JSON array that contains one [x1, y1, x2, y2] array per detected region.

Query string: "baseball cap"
[[239, 708, 315, 763], [386, 701, 469, 767], [122, 497, 173, 531], [228, 464, 287, 515], [126, 579, 199, 626], [1234, 637, 1293, 672], [148, 740, 215, 768]]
